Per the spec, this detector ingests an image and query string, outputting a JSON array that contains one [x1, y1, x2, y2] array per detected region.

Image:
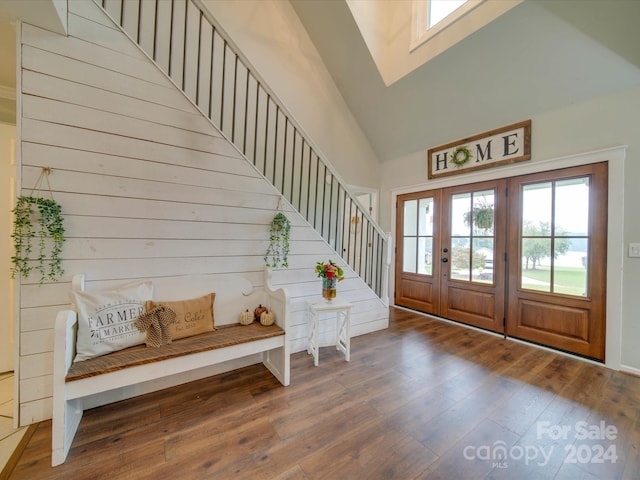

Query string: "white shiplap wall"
[[17, 1, 388, 425]]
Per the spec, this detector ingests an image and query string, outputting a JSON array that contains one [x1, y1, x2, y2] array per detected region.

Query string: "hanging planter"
[[264, 212, 291, 269], [463, 197, 494, 232], [11, 168, 65, 283]]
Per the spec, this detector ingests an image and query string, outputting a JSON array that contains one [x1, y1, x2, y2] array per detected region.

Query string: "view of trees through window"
[[520, 178, 590, 296]]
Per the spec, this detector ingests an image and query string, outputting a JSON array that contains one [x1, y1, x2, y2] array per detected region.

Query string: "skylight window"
[[411, 0, 484, 52], [428, 0, 468, 28]]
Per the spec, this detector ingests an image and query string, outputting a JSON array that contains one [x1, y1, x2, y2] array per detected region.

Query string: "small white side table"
[[307, 301, 352, 366]]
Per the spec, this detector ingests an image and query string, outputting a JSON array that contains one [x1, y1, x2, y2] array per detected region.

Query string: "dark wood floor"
[[9, 307, 640, 479]]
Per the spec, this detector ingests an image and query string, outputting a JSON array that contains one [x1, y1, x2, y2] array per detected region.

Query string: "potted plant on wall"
[[11, 195, 65, 284], [264, 212, 291, 269]]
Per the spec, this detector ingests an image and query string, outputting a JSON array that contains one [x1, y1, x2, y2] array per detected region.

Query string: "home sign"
[[427, 120, 531, 179]]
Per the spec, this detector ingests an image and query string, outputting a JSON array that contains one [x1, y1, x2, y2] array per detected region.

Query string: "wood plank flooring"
[[8, 307, 640, 479]]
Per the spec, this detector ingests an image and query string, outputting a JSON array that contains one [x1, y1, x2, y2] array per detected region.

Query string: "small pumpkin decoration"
[[239, 309, 253, 326], [260, 310, 275, 326], [254, 304, 268, 322]]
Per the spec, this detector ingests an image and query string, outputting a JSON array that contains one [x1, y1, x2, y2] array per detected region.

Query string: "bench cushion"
[[65, 322, 284, 382]]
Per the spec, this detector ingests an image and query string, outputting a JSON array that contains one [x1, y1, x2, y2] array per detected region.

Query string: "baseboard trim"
[[619, 365, 640, 377]]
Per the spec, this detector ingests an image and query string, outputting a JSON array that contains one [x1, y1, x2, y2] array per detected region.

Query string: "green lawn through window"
[[521, 266, 587, 296]]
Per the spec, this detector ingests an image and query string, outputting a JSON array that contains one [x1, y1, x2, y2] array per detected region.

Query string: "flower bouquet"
[[315, 260, 344, 302]]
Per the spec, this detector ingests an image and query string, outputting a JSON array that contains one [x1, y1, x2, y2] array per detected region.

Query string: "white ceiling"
[[290, 0, 640, 163]]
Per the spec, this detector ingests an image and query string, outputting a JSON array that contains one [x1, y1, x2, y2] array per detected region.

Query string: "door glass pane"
[[403, 196, 434, 276], [522, 183, 551, 235], [473, 238, 493, 283], [553, 177, 589, 297], [451, 237, 471, 281], [471, 190, 495, 236], [520, 176, 591, 297], [418, 237, 433, 275], [521, 237, 551, 292], [403, 237, 417, 273], [555, 178, 589, 236], [451, 193, 471, 282], [451, 193, 471, 236], [418, 198, 434, 235], [451, 190, 495, 284], [553, 239, 588, 296], [404, 200, 417, 235]]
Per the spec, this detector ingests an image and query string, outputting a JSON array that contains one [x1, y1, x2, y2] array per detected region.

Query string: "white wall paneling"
[[16, 0, 388, 425]]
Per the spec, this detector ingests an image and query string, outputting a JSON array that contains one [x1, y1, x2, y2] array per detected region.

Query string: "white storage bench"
[[52, 269, 289, 466]]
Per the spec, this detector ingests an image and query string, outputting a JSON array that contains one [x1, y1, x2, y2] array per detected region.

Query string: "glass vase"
[[322, 277, 337, 302]]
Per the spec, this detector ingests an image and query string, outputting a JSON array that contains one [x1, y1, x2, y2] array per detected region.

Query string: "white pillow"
[[70, 281, 154, 362]]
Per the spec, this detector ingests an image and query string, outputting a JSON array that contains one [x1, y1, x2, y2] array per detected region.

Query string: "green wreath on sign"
[[450, 145, 473, 167]]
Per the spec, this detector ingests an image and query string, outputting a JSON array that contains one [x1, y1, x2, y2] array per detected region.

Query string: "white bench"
[[52, 269, 289, 466]]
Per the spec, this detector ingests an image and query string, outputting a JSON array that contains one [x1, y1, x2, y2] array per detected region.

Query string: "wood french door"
[[395, 179, 506, 333], [506, 163, 607, 360], [439, 180, 507, 332], [395, 163, 607, 360], [395, 190, 441, 315]]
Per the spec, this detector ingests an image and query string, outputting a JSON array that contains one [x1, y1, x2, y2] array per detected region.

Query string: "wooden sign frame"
[[427, 120, 531, 179]]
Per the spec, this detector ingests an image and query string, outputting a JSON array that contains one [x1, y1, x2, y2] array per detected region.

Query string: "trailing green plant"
[[264, 212, 291, 269], [11, 196, 65, 283], [463, 197, 494, 232]]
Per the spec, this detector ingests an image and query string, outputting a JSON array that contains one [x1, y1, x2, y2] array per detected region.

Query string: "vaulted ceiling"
[[290, 0, 640, 163], [2, 1, 639, 157]]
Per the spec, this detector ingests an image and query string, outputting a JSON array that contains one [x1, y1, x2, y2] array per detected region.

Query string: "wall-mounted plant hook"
[[28, 166, 55, 200]]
